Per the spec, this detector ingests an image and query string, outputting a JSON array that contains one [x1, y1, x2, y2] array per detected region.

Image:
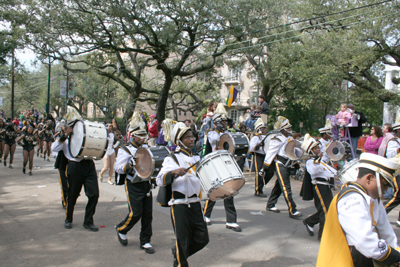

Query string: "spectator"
[[190, 123, 199, 153], [157, 122, 168, 146], [147, 114, 159, 146], [191, 119, 197, 130], [347, 103, 367, 159], [364, 126, 383, 154], [258, 95, 270, 124], [244, 104, 257, 129], [335, 104, 352, 126], [13, 117, 19, 127], [184, 119, 191, 127], [378, 123, 395, 157]]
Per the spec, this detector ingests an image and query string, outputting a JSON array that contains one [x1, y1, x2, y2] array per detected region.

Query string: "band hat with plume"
[[162, 119, 177, 142], [358, 153, 399, 189], [128, 111, 147, 136], [63, 107, 83, 124], [254, 118, 266, 132], [171, 122, 191, 146], [319, 118, 333, 134], [274, 116, 292, 130], [393, 113, 400, 130], [213, 103, 228, 122], [301, 133, 319, 154]]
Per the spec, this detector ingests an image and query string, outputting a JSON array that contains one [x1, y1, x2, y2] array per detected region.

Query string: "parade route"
[[1, 147, 400, 267]]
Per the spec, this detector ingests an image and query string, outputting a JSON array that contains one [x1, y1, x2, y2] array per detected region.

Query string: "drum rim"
[[135, 147, 155, 179], [68, 120, 85, 158], [207, 176, 245, 200], [197, 150, 232, 170]]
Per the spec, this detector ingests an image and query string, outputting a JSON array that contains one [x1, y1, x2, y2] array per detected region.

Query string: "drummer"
[[114, 112, 155, 254], [249, 118, 272, 197], [156, 120, 209, 267], [301, 134, 336, 240], [51, 108, 100, 232], [264, 116, 302, 219], [203, 104, 242, 232]]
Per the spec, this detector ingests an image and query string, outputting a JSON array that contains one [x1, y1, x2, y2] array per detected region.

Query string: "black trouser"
[[116, 179, 153, 246], [171, 200, 209, 267], [203, 197, 237, 223], [267, 162, 297, 215], [65, 160, 99, 225], [58, 168, 69, 208], [254, 153, 274, 194], [303, 183, 333, 238], [385, 175, 400, 220]]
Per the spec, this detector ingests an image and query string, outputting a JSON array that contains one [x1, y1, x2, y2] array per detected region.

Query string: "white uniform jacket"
[[207, 129, 229, 152], [263, 134, 289, 167], [51, 138, 82, 162], [156, 149, 201, 205], [306, 157, 336, 184], [385, 138, 400, 159], [115, 142, 148, 183], [338, 184, 399, 261], [319, 138, 330, 164], [249, 134, 266, 155]]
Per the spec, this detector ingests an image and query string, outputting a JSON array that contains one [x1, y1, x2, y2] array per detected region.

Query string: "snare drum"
[[135, 146, 171, 179], [218, 132, 249, 158], [197, 150, 245, 201], [68, 120, 109, 160], [337, 159, 359, 184]]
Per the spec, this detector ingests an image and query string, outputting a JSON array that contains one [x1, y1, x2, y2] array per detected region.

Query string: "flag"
[[226, 85, 239, 107]]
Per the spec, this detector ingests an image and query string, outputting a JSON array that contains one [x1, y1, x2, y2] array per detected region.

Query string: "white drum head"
[[70, 121, 85, 158]]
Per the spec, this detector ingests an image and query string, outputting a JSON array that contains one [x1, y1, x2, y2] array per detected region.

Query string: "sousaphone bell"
[[326, 140, 345, 161], [285, 140, 308, 161]]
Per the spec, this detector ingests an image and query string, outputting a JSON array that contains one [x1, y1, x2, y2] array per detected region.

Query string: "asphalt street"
[[1, 147, 400, 267]]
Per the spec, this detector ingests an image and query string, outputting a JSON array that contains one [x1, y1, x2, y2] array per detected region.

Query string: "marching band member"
[[3, 122, 20, 168], [317, 153, 400, 267], [114, 112, 155, 254], [51, 108, 100, 232], [301, 134, 336, 240], [156, 120, 209, 267], [249, 118, 271, 197], [16, 125, 40, 176], [264, 116, 302, 218], [384, 120, 400, 224], [203, 104, 242, 232]]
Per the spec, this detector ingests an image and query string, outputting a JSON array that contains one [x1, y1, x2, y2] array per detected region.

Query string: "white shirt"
[[306, 157, 336, 181], [385, 137, 400, 158], [319, 138, 330, 163], [51, 138, 83, 162], [264, 134, 289, 166], [338, 184, 399, 261], [207, 129, 229, 151], [105, 133, 119, 157], [156, 149, 201, 202], [249, 134, 266, 155], [115, 142, 148, 182]]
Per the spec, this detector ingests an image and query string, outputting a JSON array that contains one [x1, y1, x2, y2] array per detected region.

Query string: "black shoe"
[[65, 221, 72, 229], [9, 165, 13, 169], [115, 227, 128, 246], [140, 244, 155, 254], [266, 207, 280, 213], [3, 161, 6, 166], [289, 211, 303, 219], [83, 223, 99, 232], [226, 225, 242, 232], [303, 220, 314, 236], [29, 172, 32, 176], [23, 168, 26, 174], [254, 192, 267, 198], [44, 157, 46, 161], [47, 158, 50, 162], [172, 246, 178, 267]]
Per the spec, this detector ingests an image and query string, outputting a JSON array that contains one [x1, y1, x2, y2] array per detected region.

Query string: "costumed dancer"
[[16, 126, 40, 175], [264, 116, 302, 218], [249, 118, 272, 197], [300, 134, 336, 240], [42, 121, 55, 162], [0, 119, 5, 163], [114, 112, 154, 254], [51, 108, 100, 232], [99, 124, 120, 185], [54, 120, 69, 209], [317, 153, 400, 267], [384, 118, 400, 225], [156, 120, 209, 267], [36, 122, 44, 158], [203, 104, 242, 232], [3, 122, 20, 168]]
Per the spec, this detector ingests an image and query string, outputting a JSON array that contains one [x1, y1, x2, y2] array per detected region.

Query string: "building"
[[383, 59, 400, 125]]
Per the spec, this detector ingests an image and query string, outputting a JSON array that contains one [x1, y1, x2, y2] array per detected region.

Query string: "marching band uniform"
[[318, 119, 335, 188], [385, 137, 400, 159], [51, 109, 99, 232], [318, 138, 330, 164], [317, 153, 400, 267], [264, 116, 302, 218], [115, 112, 154, 253], [302, 134, 336, 240], [249, 118, 271, 197], [203, 107, 242, 232], [156, 120, 208, 267]]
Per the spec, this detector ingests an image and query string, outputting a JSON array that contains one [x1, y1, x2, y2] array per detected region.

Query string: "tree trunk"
[[169, 94, 178, 121], [156, 74, 173, 130]]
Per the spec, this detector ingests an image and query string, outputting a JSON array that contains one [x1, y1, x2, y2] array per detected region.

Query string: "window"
[[250, 91, 258, 104], [228, 66, 242, 81], [228, 109, 239, 124], [179, 110, 181, 116]]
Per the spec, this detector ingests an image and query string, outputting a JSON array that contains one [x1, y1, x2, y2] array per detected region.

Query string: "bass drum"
[[197, 150, 245, 201], [218, 132, 249, 158], [69, 120, 108, 160], [337, 159, 359, 184], [135, 146, 171, 180]]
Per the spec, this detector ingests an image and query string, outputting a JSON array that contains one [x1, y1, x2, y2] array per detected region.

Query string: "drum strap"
[[156, 153, 179, 207]]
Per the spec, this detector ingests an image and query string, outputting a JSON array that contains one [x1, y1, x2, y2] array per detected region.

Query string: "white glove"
[[113, 141, 120, 149]]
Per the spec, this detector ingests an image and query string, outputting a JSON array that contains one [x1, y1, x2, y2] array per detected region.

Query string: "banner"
[[60, 81, 66, 96]]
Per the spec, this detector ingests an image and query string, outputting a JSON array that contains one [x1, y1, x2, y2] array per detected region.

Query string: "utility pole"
[[11, 48, 15, 119], [46, 54, 51, 119], [66, 69, 69, 115]]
